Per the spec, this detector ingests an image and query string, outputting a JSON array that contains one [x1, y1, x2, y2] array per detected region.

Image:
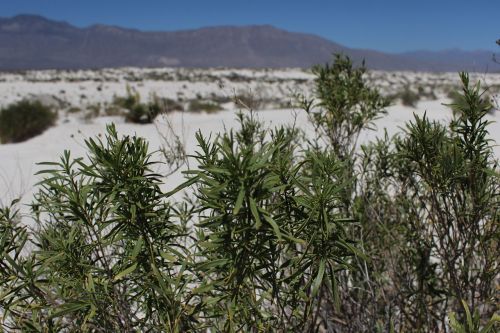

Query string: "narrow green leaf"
[[49, 302, 89, 319], [159, 250, 177, 262], [165, 176, 199, 197], [460, 300, 475, 332], [263, 215, 282, 240], [130, 237, 143, 259], [233, 187, 245, 215], [192, 283, 214, 295], [311, 259, 326, 298], [249, 197, 262, 229], [197, 259, 229, 271], [114, 262, 137, 281]]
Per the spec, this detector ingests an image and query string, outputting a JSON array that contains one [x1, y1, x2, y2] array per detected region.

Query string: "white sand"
[[1, 68, 499, 224]]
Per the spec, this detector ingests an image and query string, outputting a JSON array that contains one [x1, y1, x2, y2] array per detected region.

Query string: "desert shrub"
[[297, 56, 499, 332], [83, 103, 101, 121], [1, 125, 197, 331], [417, 85, 438, 100], [176, 111, 358, 331], [235, 93, 266, 110], [113, 86, 161, 123], [349, 73, 500, 332], [300, 54, 389, 160], [157, 97, 184, 112], [0, 54, 374, 332], [125, 102, 161, 123], [0, 100, 57, 143], [0, 201, 31, 329], [448, 85, 494, 115], [0, 112, 359, 331], [399, 86, 420, 107], [210, 94, 232, 104], [294, 54, 392, 332], [1, 55, 499, 333], [103, 104, 123, 116], [188, 99, 222, 113], [67, 106, 82, 114]]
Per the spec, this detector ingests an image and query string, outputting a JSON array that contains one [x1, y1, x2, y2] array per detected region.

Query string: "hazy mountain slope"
[[400, 49, 498, 72], [0, 15, 496, 71]]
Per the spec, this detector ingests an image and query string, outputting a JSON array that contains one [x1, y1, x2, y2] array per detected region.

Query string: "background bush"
[[188, 99, 222, 113], [0, 100, 57, 143], [399, 85, 420, 107], [113, 86, 162, 123]]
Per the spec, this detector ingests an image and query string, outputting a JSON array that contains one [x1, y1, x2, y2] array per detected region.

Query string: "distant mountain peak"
[[1, 14, 74, 33], [8, 14, 69, 26], [11, 14, 50, 21]]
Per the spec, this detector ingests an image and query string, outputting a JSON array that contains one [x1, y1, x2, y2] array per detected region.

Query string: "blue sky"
[[1, 0, 498, 53]]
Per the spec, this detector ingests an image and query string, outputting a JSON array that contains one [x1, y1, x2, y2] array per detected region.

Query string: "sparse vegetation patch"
[[188, 99, 222, 113], [0, 100, 57, 143]]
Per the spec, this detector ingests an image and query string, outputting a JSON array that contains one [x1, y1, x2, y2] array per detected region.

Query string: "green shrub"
[[83, 103, 101, 121], [300, 54, 388, 164], [449, 301, 499, 333], [0, 100, 57, 143], [103, 104, 123, 116], [0, 112, 358, 331], [1, 125, 197, 331], [448, 86, 493, 115], [399, 86, 420, 107], [188, 99, 222, 113], [417, 85, 438, 100], [179, 112, 358, 330], [113, 86, 162, 123], [67, 106, 82, 114], [350, 73, 500, 332], [157, 97, 183, 112], [235, 93, 264, 110], [1, 55, 499, 332], [123, 102, 161, 123]]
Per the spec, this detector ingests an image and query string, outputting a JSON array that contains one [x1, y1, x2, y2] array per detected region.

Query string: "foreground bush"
[[346, 73, 500, 333], [0, 115, 358, 331], [1, 56, 498, 332], [0, 100, 57, 143]]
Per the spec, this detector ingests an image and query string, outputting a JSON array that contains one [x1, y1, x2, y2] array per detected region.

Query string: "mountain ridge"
[[0, 14, 497, 72]]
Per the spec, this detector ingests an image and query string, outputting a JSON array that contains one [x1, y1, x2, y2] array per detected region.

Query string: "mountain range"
[[0, 14, 497, 72]]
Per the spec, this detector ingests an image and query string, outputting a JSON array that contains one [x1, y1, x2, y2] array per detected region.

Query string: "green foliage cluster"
[[188, 100, 222, 113], [387, 85, 438, 108], [0, 100, 57, 143], [113, 85, 165, 123], [399, 86, 421, 107], [1, 55, 498, 332], [449, 301, 499, 333], [347, 73, 499, 332], [301, 54, 389, 159]]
